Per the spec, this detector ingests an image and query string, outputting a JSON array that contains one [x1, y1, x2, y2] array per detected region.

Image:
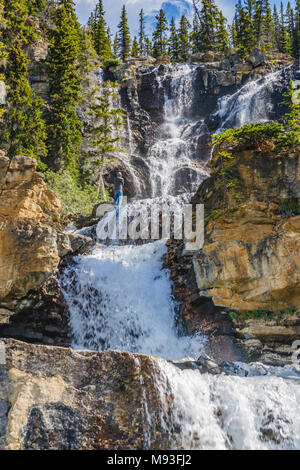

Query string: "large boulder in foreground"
[[0, 154, 61, 310], [0, 339, 173, 450]]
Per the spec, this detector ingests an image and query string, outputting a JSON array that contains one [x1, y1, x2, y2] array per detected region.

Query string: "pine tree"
[[145, 37, 153, 56], [169, 17, 180, 62], [1, 40, 46, 160], [1, 0, 46, 161], [131, 36, 139, 57], [260, 0, 276, 51], [93, 0, 112, 62], [113, 33, 119, 59], [87, 81, 124, 201], [0, 0, 7, 68], [194, 0, 218, 52], [153, 8, 169, 57], [280, 1, 292, 53], [178, 14, 191, 62], [273, 4, 281, 50], [191, 14, 201, 52], [286, 2, 295, 53], [293, 0, 300, 57], [139, 9, 146, 55], [46, 0, 82, 173], [118, 5, 131, 62], [215, 10, 229, 52]]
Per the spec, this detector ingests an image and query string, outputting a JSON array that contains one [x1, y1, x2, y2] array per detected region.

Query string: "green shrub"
[[277, 198, 300, 217], [104, 59, 122, 68], [46, 169, 105, 217], [212, 122, 284, 147]]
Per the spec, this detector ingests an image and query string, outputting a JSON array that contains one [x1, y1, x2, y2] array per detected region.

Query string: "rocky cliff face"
[[0, 153, 61, 313], [0, 153, 93, 342], [166, 140, 300, 365]]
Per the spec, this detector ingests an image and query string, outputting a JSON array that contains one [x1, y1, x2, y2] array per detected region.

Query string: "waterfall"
[[153, 360, 300, 450], [147, 64, 208, 197], [61, 63, 300, 450], [216, 68, 286, 129]]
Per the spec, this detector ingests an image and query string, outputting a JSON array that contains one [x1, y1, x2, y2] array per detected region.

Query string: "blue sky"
[[74, 0, 294, 34]]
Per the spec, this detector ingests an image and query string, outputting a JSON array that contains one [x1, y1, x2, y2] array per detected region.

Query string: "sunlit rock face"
[[0, 154, 61, 310], [192, 142, 300, 313]]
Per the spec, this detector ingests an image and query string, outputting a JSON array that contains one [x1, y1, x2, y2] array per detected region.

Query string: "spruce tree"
[[1, 40, 46, 160], [145, 37, 153, 56], [178, 14, 191, 62], [1, 0, 46, 161], [293, 0, 300, 57], [260, 0, 276, 52], [273, 4, 281, 50], [93, 0, 112, 62], [215, 10, 229, 52], [195, 0, 218, 52], [191, 14, 201, 52], [46, 0, 82, 173], [280, 1, 292, 53], [131, 36, 139, 58], [139, 9, 146, 55], [118, 5, 131, 62], [113, 33, 119, 59], [153, 8, 169, 57], [169, 17, 180, 62], [87, 81, 124, 201]]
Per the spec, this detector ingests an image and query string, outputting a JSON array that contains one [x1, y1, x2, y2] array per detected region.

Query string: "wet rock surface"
[[166, 139, 300, 366]]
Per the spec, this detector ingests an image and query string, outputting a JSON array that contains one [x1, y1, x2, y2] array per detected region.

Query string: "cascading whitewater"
[[216, 68, 285, 129], [147, 64, 208, 197], [61, 64, 300, 450], [152, 360, 300, 450]]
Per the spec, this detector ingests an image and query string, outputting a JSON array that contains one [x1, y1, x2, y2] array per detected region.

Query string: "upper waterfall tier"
[[107, 61, 296, 199]]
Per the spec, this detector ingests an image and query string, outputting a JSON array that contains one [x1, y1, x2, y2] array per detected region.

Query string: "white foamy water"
[[148, 64, 208, 197], [216, 69, 283, 129], [154, 360, 300, 450], [61, 240, 205, 359]]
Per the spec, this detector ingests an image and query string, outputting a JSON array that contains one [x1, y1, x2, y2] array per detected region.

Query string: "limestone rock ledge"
[[0, 339, 173, 450], [192, 142, 300, 313]]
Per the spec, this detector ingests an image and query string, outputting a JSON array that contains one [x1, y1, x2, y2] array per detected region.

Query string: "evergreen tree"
[[293, 0, 300, 57], [1, 0, 46, 161], [93, 0, 112, 62], [46, 0, 82, 173], [131, 36, 139, 57], [145, 37, 153, 56], [1, 40, 46, 160], [169, 17, 180, 62], [153, 8, 169, 57], [260, 0, 276, 51], [215, 10, 229, 52], [87, 81, 124, 201], [273, 4, 281, 50], [191, 14, 201, 52], [139, 9, 146, 55], [113, 33, 119, 59], [0, 0, 7, 68], [193, 0, 218, 51], [178, 14, 191, 61], [118, 5, 131, 62], [280, 1, 292, 53]]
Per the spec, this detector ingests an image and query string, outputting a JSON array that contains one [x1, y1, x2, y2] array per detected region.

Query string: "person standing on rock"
[[114, 172, 124, 208]]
